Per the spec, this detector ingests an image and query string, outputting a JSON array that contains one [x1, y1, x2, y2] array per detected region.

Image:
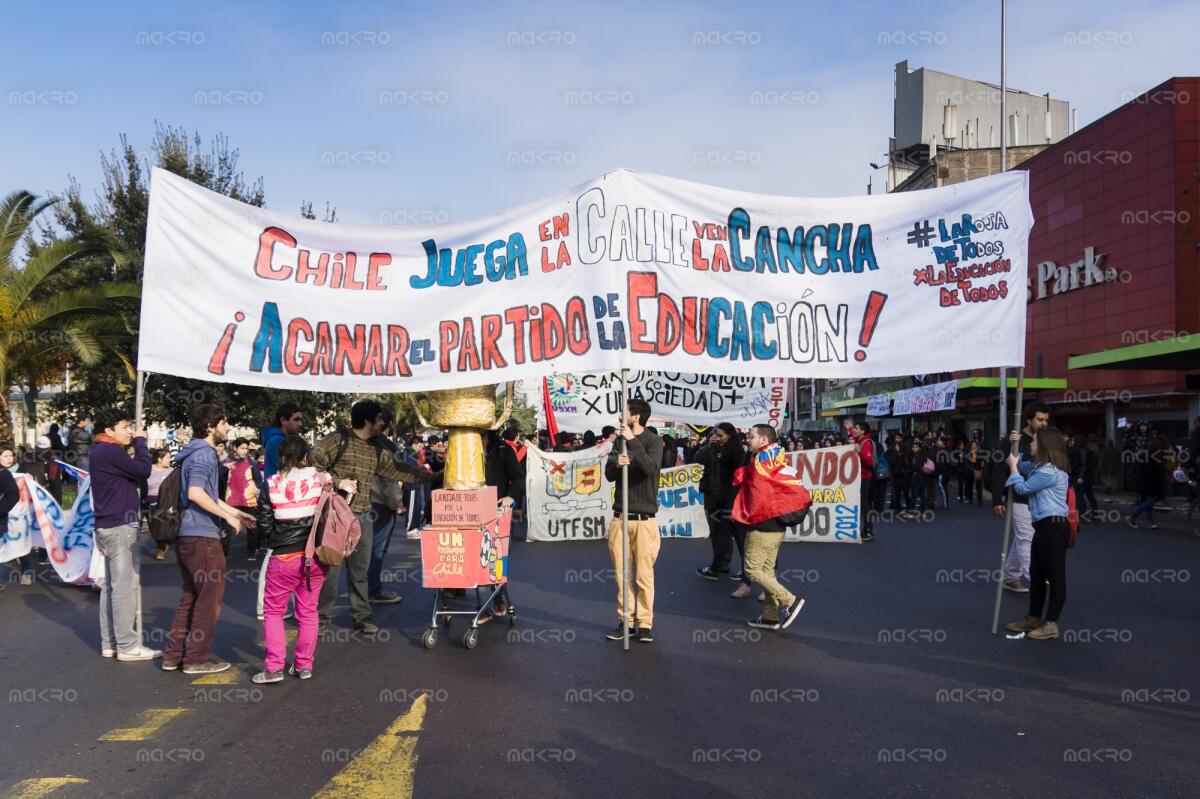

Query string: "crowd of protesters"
[[3, 398, 1198, 669]]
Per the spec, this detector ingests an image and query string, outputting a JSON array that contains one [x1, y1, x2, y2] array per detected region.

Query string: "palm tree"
[[0, 190, 140, 444]]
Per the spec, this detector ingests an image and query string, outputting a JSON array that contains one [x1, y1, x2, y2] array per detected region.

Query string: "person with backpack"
[[366, 407, 406, 605], [312, 400, 432, 635], [88, 408, 159, 661], [1004, 427, 1072, 641], [252, 435, 356, 683], [162, 405, 256, 674], [146, 449, 174, 560]]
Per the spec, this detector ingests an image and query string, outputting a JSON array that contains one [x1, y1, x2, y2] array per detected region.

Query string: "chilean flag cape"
[[731, 444, 813, 526]]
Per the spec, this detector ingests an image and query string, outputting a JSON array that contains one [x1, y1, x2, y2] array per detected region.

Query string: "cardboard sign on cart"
[[431, 487, 497, 527], [420, 509, 512, 590]]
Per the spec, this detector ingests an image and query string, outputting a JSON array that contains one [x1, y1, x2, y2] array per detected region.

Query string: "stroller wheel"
[[463, 629, 479, 650], [421, 628, 438, 649]]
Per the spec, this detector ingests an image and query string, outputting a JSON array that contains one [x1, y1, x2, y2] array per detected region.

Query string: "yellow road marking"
[[191, 667, 242, 685], [98, 708, 189, 741], [312, 694, 427, 799], [6, 778, 89, 798]]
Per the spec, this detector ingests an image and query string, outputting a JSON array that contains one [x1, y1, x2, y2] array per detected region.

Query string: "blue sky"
[[2, 0, 1194, 226]]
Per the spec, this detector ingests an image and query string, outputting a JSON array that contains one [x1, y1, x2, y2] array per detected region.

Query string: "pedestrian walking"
[[732, 424, 811, 632]]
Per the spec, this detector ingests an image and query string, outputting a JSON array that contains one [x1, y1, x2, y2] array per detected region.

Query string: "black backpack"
[[149, 467, 184, 545]]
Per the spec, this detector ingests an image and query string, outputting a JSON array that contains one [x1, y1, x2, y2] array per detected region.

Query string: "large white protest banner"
[[140, 169, 1031, 390], [782, 445, 863, 544], [537, 371, 786, 432], [525, 444, 709, 542]]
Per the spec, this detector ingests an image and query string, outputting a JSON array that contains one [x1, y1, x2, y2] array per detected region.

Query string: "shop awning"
[[1068, 336, 1200, 371]]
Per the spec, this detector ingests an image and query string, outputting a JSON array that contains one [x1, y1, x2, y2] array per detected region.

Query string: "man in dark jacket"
[[992, 401, 1051, 592], [604, 398, 664, 644], [89, 407, 157, 661]]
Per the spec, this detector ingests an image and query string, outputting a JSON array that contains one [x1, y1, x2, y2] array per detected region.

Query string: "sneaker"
[[182, 660, 232, 675], [779, 597, 806, 630], [19, 574, 33, 586], [101, 647, 116, 658], [154, 549, 166, 561], [747, 616, 781, 630], [369, 592, 403, 604], [756, 591, 766, 602], [288, 666, 313, 680], [1026, 620, 1060, 641], [251, 670, 285, 684], [1125, 516, 1139, 529], [355, 621, 380, 636], [1147, 523, 1159, 530], [729, 571, 744, 582], [862, 531, 875, 542], [730, 583, 752, 599], [1003, 580, 1030, 593], [161, 660, 181, 671], [116, 645, 163, 662], [636, 627, 654, 643], [406, 529, 422, 540], [696, 567, 719, 581], [1006, 615, 1042, 634], [605, 623, 632, 641]]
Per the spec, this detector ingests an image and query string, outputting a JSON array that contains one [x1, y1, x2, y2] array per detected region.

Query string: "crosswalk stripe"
[[311, 694, 427, 798], [6, 778, 89, 798], [98, 708, 189, 741]]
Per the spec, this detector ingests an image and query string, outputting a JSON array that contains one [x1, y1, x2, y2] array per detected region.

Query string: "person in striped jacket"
[[253, 435, 355, 683]]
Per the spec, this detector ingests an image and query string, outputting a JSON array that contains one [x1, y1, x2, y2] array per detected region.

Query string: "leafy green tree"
[[0, 191, 138, 443], [47, 124, 351, 431]]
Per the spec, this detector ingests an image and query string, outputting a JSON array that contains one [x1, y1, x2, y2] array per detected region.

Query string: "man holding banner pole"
[[604, 392, 663, 646], [90, 404, 159, 661]]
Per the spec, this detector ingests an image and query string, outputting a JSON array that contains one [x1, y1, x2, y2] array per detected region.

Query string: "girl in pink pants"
[[253, 435, 355, 683]]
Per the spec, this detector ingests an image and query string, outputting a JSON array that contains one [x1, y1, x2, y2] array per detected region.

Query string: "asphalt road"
[[2, 500, 1197, 799]]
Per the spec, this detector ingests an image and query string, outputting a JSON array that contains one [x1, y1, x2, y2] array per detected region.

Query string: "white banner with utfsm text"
[[523, 443, 862, 543], [140, 168, 1031, 391], [525, 444, 709, 542]]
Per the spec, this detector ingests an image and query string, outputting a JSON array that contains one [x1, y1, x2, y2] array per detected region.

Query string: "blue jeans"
[[1129, 496, 1157, 523], [367, 503, 397, 597]]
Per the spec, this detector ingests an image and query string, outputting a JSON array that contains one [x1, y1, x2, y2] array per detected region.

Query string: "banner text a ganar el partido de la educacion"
[[139, 168, 1031, 389]]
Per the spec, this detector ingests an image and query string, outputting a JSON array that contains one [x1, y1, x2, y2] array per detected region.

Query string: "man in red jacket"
[[848, 420, 876, 542]]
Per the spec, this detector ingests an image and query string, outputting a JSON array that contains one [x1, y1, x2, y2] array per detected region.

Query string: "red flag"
[[731, 445, 813, 526], [542, 376, 559, 442]]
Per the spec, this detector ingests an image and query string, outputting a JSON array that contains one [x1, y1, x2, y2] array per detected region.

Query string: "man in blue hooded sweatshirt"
[[261, 403, 303, 479]]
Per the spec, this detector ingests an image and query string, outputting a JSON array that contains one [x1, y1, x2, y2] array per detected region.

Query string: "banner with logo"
[[535, 371, 786, 432], [782, 445, 863, 544], [140, 168, 1031, 391], [525, 444, 709, 541], [892, 380, 959, 415]]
